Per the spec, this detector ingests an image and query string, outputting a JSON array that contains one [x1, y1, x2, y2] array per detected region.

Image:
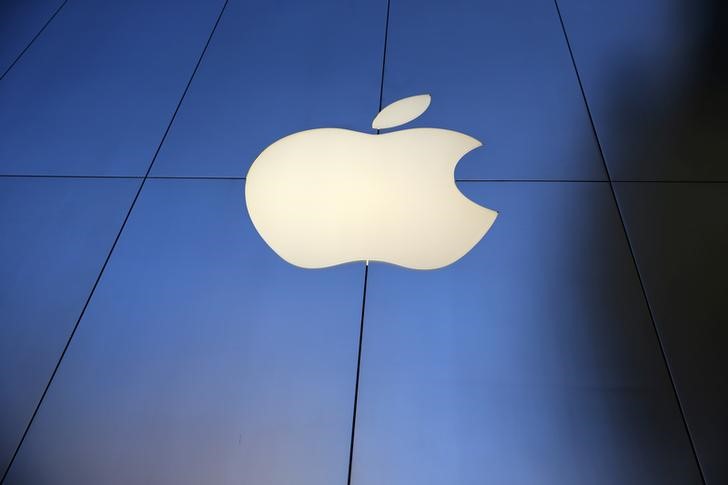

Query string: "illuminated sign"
[[245, 95, 497, 269]]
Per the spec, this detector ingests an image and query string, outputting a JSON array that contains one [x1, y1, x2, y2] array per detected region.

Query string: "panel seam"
[[346, 263, 370, 485], [0, 0, 230, 481], [346, 1, 391, 483], [0, 0, 69, 82], [552, 1, 708, 483]]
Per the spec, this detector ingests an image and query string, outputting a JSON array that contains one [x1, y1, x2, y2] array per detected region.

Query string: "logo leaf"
[[372, 94, 431, 130]]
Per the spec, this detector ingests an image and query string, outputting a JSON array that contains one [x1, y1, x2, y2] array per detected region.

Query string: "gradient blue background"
[[1, 0, 726, 483]]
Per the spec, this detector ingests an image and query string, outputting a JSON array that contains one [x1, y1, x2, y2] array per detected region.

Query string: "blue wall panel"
[[0, 0, 224, 176], [558, 0, 728, 180], [381, 0, 606, 181], [0, 0, 64, 77], [0, 177, 139, 476], [352, 182, 703, 484], [4, 179, 365, 484], [151, 0, 387, 177]]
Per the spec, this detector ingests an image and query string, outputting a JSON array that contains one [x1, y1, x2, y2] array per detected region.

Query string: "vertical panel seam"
[[346, 1, 391, 483], [551, 1, 708, 483], [347, 263, 370, 485]]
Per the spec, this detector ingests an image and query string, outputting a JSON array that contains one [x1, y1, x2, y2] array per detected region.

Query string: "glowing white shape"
[[245, 96, 497, 270], [372, 94, 431, 129]]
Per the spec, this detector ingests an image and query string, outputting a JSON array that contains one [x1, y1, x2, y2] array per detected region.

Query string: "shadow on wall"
[[566, 0, 728, 180], [563, 0, 728, 482]]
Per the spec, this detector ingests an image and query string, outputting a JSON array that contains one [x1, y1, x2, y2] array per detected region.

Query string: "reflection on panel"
[[617, 182, 728, 484], [151, 0, 387, 177], [558, 0, 728, 180], [0, 0, 224, 176], [0, 177, 139, 476], [381, 0, 605, 181], [0, 0, 63, 75], [353, 182, 702, 484], [5, 179, 364, 484]]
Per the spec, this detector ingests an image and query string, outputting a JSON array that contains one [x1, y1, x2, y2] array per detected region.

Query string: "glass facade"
[[1, 0, 725, 483]]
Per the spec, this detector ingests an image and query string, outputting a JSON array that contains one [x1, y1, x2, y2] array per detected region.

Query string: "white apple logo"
[[245, 94, 497, 270]]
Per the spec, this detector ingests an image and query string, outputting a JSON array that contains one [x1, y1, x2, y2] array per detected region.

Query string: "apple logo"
[[245, 94, 498, 270]]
